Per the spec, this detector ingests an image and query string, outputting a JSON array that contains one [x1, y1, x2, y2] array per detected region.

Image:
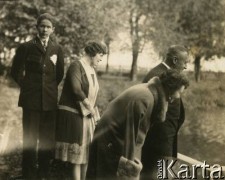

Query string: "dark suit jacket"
[[11, 36, 64, 111], [141, 63, 185, 171]]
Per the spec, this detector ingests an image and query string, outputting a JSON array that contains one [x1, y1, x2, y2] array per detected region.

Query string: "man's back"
[[142, 63, 167, 83]]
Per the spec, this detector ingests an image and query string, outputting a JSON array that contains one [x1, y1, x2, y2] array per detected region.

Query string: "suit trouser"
[[22, 109, 56, 178]]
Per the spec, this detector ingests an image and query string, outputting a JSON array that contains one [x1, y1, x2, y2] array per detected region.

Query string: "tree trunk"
[[194, 55, 201, 82], [130, 49, 139, 81], [104, 33, 111, 74], [105, 55, 109, 73], [129, 7, 140, 81]]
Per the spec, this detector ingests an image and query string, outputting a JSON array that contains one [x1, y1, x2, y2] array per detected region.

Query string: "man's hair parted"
[[37, 13, 55, 26]]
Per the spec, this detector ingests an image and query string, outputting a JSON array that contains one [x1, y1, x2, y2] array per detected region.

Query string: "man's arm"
[[11, 44, 27, 87], [56, 45, 64, 85]]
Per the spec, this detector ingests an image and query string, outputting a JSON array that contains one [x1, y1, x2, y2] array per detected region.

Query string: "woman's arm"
[[68, 61, 94, 115]]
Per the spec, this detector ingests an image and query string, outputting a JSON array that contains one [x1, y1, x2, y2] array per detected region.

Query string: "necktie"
[[43, 40, 47, 50]]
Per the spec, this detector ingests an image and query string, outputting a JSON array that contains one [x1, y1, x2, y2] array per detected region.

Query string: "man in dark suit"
[[11, 13, 64, 179], [141, 45, 189, 179]]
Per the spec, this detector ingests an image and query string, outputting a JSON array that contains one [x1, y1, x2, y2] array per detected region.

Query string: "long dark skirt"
[[55, 109, 95, 164]]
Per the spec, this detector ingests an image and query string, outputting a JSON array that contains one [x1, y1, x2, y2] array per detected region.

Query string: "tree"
[[179, 0, 225, 81], [86, 0, 127, 73], [146, 0, 225, 82], [128, 0, 153, 81], [0, 1, 39, 74], [124, 0, 183, 81], [0, 0, 126, 74], [104, 32, 112, 73]]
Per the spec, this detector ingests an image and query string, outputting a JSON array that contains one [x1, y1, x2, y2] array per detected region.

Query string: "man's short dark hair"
[[37, 13, 55, 26], [165, 45, 188, 62]]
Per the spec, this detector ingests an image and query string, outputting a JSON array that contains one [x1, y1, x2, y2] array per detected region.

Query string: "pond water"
[[178, 107, 225, 166], [179, 133, 225, 165]]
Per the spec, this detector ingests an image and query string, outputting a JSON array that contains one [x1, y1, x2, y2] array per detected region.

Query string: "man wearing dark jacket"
[[141, 45, 189, 179], [11, 13, 64, 179]]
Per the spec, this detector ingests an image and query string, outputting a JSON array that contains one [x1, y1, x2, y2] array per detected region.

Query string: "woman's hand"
[[82, 98, 95, 117], [89, 107, 95, 117], [83, 98, 91, 109]]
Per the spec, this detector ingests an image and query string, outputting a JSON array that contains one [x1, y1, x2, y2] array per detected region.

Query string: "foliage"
[[1, 0, 225, 80], [146, 0, 185, 57], [128, 0, 156, 80], [179, 0, 225, 58], [1, 1, 36, 47], [148, 0, 225, 59], [0, 0, 126, 57], [1, 71, 225, 178]]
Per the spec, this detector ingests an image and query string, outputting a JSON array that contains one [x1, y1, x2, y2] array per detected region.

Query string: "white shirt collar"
[[37, 35, 49, 45], [162, 62, 171, 69]]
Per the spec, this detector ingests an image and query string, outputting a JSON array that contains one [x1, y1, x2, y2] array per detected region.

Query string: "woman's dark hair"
[[160, 69, 189, 94], [84, 41, 107, 57]]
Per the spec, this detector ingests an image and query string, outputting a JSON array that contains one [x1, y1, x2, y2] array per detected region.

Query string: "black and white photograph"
[[0, 0, 225, 179]]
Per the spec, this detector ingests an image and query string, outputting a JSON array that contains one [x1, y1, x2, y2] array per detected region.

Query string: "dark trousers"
[[22, 109, 56, 179]]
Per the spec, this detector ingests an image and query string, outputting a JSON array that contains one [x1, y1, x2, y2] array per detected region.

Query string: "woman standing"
[[55, 41, 107, 180]]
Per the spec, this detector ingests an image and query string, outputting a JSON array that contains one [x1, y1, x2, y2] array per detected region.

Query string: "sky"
[[98, 51, 225, 73]]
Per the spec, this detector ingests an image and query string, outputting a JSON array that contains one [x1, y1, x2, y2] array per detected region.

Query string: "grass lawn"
[[0, 70, 225, 178]]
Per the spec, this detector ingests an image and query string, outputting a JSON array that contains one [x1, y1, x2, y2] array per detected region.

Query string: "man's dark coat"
[[11, 36, 64, 110]]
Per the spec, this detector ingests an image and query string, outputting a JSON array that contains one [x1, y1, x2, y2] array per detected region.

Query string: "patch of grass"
[[97, 74, 137, 114], [97, 71, 225, 165], [0, 78, 22, 177], [0, 70, 225, 177]]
